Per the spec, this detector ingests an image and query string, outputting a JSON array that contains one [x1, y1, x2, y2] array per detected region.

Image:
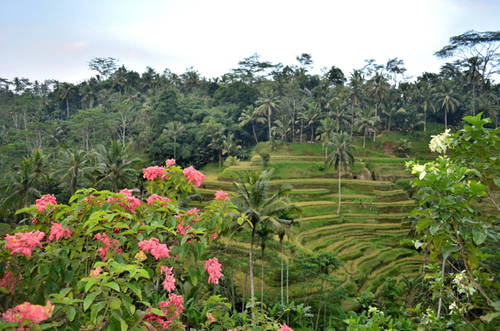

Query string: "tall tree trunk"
[[249, 227, 255, 301], [280, 237, 284, 306], [350, 104, 354, 137], [300, 120, 303, 142], [252, 124, 258, 144], [363, 130, 366, 148], [173, 137, 177, 159], [472, 84, 476, 116], [268, 109, 272, 141], [337, 157, 342, 215], [66, 97, 70, 119], [218, 151, 222, 168], [437, 256, 446, 318], [444, 106, 448, 130], [261, 248, 264, 309], [424, 104, 427, 132]]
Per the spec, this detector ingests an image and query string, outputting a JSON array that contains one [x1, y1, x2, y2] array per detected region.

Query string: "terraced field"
[[200, 141, 423, 307]]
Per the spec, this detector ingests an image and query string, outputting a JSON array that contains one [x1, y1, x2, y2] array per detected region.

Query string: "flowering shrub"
[[0, 160, 246, 329]]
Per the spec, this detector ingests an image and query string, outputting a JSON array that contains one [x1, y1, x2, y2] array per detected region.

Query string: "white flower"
[[429, 129, 452, 154], [411, 164, 427, 180]]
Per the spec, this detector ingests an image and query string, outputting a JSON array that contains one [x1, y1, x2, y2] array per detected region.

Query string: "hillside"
[[197, 131, 438, 311]]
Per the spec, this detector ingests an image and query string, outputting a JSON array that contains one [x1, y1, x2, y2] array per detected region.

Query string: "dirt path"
[[383, 141, 395, 158]]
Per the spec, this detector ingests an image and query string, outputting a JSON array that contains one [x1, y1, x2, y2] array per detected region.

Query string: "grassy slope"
[[199, 130, 443, 310]]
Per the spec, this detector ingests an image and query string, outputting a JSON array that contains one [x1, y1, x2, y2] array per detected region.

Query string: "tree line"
[[0, 30, 498, 221]]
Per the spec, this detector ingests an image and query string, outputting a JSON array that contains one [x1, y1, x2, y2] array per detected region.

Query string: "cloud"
[[63, 41, 89, 51]]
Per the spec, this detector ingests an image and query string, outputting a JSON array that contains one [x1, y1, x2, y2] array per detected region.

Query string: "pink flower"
[[94, 233, 120, 260], [5, 231, 45, 258], [183, 166, 205, 187], [1, 301, 54, 326], [0, 270, 21, 294], [35, 194, 56, 212], [161, 266, 176, 293], [90, 267, 103, 277], [147, 194, 171, 206], [211, 233, 218, 241], [107, 189, 142, 214], [280, 324, 294, 331], [215, 191, 229, 201], [48, 222, 71, 242], [166, 159, 176, 167], [206, 312, 216, 323], [138, 238, 170, 260], [205, 257, 223, 284], [143, 166, 167, 181], [145, 293, 185, 329]]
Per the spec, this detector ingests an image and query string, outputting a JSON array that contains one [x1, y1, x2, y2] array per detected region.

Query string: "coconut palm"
[[417, 82, 436, 132], [164, 121, 185, 159], [239, 105, 265, 144], [325, 132, 354, 214], [435, 80, 460, 130], [356, 107, 379, 148], [256, 94, 280, 141], [95, 141, 140, 191], [231, 169, 299, 302], [348, 70, 365, 136], [53, 149, 92, 195]]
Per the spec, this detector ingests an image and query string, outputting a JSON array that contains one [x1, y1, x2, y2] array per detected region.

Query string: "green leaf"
[[110, 298, 121, 310], [472, 229, 487, 245], [120, 318, 128, 331], [90, 301, 106, 323], [149, 308, 164, 316], [66, 306, 76, 322], [429, 223, 440, 235], [416, 218, 433, 232], [126, 283, 142, 300], [83, 290, 101, 311], [103, 281, 120, 292], [84, 278, 99, 292], [480, 312, 500, 323]]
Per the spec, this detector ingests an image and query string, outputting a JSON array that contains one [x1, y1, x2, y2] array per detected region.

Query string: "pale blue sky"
[[1, 0, 499, 83]]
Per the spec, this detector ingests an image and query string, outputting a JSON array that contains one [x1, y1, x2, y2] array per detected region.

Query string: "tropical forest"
[[0, 28, 499, 330]]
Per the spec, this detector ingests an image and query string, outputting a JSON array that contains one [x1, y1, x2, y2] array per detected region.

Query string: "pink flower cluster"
[[48, 222, 71, 242], [1, 301, 54, 326], [144, 293, 184, 329], [90, 267, 103, 278], [214, 190, 229, 201], [161, 266, 176, 293], [166, 159, 176, 167], [183, 166, 205, 187], [206, 312, 216, 323], [143, 166, 167, 181], [0, 270, 21, 294], [35, 194, 56, 212], [107, 189, 142, 214], [280, 324, 294, 331], [4, 231, 45, 258], [138, 238, 171, 260], [94, 233, 121, 260], [146, 194, 171, 206], [205, 257, 223, 284]]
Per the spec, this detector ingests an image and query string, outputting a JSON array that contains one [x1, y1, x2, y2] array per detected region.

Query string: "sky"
[[1, 0, 499, 83]]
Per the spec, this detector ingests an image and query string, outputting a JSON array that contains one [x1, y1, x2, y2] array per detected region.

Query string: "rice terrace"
[[0, 1, 499, 330]]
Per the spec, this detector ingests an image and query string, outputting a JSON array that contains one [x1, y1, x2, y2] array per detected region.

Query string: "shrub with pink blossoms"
[[183, 166, 205, 187], [280, 324, 294, 331], [4, 231, 45, 258], [35, 194, 56, 212], [143, 165, 167, 181], [147, 193, 171, 206], [138, 237, 171, 260], [166, 159, 176, 167], [205, 257, 223, 284], [1, 301, 54, 326], [161, 266, 176, 293], [48, 222, 71, 242], [215, 190, 230, 201]]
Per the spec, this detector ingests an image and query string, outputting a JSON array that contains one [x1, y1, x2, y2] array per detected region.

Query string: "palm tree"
[[417, 82, 436, 132], [355, 107, 379, 148], [369, 73, 390, 117], [326, 94, 350, 133], [325, 132, 354, 214], [256, 94, 280, 141], [239, 105, 265, 144], [298, 101, 322, 142], [53, 149, 91, 195], [231, 169, 299, 302], [58, 82, 74, 119], [317, 117, 335, 159], [164, 121, 185, 159], [348, 70, 365, 136], [435, 80, 459, 130], [95, 141, 140, 191], [397, 107, 425, 133]]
